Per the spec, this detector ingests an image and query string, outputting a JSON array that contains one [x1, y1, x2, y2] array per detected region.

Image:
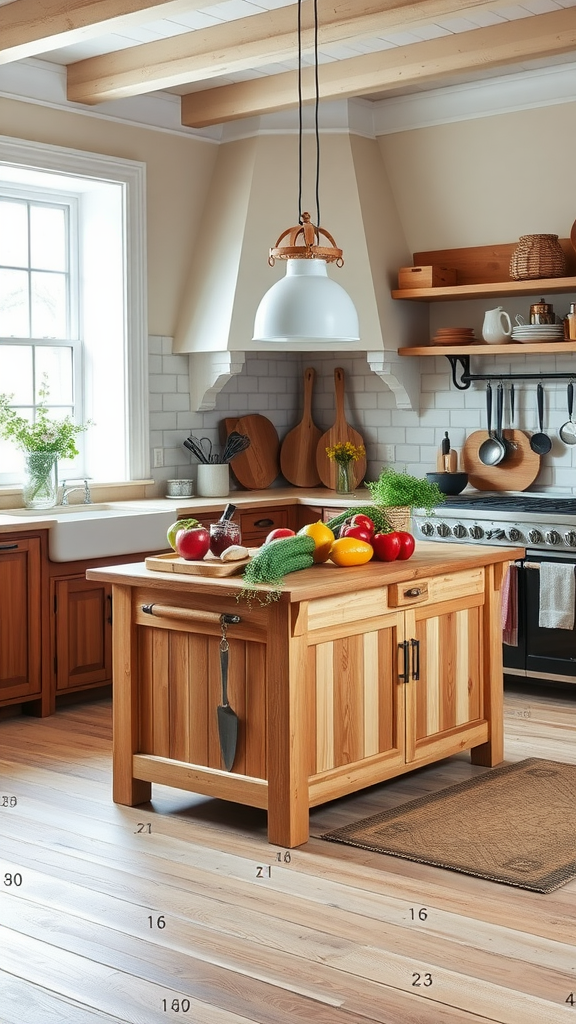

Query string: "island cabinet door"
[[402, 594, 486, 765], [309, 611, 406, 792]]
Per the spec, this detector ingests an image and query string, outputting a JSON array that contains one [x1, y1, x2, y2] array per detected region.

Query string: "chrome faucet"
[[60, 478, 92, 505]]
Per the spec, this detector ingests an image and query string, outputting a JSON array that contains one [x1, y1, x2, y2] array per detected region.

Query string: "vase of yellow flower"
[[326, 441, 366, 494], [0, 376, 92, 509]]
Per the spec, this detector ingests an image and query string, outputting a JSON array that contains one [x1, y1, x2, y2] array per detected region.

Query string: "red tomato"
[[265, 527, 296, 544], [371, 531, 401, 561], [340, 522, 373, 543], [348, 513, 375, 538], [175, 526, 210, 560], [396, 531, 416, 560]]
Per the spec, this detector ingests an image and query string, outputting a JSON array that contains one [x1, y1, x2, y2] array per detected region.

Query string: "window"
[[0, 137, 148, 487]]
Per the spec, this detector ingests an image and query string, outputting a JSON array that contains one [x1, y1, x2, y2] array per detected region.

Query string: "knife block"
[[436, 449, 458, 473]]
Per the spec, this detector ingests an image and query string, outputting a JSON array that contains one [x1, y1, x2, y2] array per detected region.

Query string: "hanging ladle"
[[559, 381, 576, 445], [478, 382, 505, 465], [530, 382, 552, 455]]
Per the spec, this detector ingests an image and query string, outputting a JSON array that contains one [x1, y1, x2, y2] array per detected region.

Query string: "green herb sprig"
[[365, 468, 445, 514], [0, 375, 92, 459]]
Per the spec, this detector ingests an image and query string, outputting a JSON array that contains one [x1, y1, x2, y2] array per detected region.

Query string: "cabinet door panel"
[[54, 577, 112, 691], [406, 603, 483, 763], [0, 538, 41, 700]]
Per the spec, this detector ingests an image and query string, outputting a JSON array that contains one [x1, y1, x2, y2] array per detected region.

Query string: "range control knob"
[[469, 524, 484, 540], [436, 522, 451, 538], [486, 528, 505, 541], [565, 531, 576, 547], [507, 528, 522, 542], [420, 521, 434, 537], [528, 528, 543, 544], [452, 523, 468, 539], [546, 530, 561, 546]]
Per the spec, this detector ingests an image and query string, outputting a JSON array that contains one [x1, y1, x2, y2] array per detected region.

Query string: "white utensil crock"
[[196, 464, 229, 497]]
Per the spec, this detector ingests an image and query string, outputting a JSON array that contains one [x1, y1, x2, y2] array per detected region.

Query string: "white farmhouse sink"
[[5, 504, 175, 562]]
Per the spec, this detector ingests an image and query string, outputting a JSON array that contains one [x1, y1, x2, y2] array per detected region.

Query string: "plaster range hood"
[[173, 101, 424, 411]]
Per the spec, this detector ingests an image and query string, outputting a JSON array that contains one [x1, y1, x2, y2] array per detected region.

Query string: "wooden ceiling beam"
[[181, 8, 576, 127], [0, 0, 224, 65], [66, 0, 512, 105]]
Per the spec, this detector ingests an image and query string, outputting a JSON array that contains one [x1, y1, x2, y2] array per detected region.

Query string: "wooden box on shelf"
[[398, 265, 457, 289]]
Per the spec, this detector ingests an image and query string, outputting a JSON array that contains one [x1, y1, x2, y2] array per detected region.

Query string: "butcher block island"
[[87, 541, 519, 848]]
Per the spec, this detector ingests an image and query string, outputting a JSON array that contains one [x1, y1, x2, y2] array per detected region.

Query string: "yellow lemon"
[[297, 520, 335, 563], [329, 537, 374, 567]]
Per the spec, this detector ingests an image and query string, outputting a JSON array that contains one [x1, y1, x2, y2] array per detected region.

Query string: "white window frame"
[[0, 135, 149, 482]]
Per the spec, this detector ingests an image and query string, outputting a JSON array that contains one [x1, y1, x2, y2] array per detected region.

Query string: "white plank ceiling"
[[0, 0, 575, 127]]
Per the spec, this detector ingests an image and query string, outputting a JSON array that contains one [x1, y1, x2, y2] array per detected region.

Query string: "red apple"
[[264, 527, 296, 544], [395, 531, 416, 560], [340, 522, 373, 544], [175, 525, 210, 560], [371, 531, 401, 562], [347, 513, 375, 539]]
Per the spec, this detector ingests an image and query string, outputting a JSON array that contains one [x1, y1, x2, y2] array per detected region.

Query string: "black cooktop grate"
[[439, 495, 576, 514]]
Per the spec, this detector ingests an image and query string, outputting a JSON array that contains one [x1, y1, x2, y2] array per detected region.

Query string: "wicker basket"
[[509, 234, 566, 281], [382, 506, 411, 532]]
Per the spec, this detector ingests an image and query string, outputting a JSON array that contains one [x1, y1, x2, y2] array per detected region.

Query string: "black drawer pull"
[[0, 543, 19, 551], [253, 518, 274, 528], [404, 587, 423, 598]]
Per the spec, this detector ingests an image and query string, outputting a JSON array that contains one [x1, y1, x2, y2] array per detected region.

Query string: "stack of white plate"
[[511, 324, 565, 344]]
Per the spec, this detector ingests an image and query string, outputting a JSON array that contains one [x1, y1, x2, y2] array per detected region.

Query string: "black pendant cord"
[[314, 0, 320, 233], [297, 0, 321, 236], [297, 0, 303, 224]]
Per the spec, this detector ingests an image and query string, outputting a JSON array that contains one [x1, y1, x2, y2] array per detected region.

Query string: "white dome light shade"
[[253, 259, 359, 344]]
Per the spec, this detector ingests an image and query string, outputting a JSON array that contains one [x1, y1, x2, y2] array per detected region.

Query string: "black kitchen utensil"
[[530, 383, 552, 454], [217, 614, 239, 772], [559, 382, 576, 445]]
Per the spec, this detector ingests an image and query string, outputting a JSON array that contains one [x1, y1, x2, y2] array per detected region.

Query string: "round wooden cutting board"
[[461, 429, 540, 491]]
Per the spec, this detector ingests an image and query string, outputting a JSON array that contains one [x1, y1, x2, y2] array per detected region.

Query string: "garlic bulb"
[[220, 544, 250, 562]]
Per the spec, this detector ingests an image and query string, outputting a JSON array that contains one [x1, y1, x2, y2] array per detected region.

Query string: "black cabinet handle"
[[253, 518, 274, 528], [398, 640, 409, 683], [404, 587, 423, 598], [0, 543, 18, 551], [107, 593, 113, 625], [410, 638, 420, 681]]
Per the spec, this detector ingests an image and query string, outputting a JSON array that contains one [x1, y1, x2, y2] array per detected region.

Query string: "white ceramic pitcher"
[[482, 306, 512, 344]]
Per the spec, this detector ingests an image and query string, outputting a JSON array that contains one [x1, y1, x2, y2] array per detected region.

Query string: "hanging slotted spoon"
[[559, 382, 576, 445], [530, 382, 552, 455]]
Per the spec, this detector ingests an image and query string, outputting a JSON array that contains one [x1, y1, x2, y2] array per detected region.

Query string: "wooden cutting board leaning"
[[461, 429, 540, 491], [279, 367, 322, 486], [315, 367, 367, 489], [221, 414, 280, 489]]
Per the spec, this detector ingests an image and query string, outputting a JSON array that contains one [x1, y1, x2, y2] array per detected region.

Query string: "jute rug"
[[322, 758, 576, 893]]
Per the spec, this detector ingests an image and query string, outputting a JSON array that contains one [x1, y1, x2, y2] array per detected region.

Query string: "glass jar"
[[22, 451, 58, 509], [336, 461, 353, 494], [209, 520, 241, 556]]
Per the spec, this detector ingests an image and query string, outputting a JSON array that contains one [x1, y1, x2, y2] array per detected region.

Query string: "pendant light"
[[253, 0, 359, 345]]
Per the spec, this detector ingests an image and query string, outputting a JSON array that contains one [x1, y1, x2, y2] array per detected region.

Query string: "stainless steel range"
[[413, 493, 576, 553], [413, 493, 576, 686]]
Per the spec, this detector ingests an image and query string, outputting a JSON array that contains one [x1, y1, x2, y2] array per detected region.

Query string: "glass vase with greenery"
[[0, 376, 92, 508]]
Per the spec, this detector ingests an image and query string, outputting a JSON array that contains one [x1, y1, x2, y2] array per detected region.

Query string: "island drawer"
[[388, 567, 485, 608], [239, 505, 294, 542]]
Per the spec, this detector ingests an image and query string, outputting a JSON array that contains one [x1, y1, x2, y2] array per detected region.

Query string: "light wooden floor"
[[1, 681, 576, 1024]]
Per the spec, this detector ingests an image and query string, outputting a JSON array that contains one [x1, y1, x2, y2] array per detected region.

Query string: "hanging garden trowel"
[[217, 614, 240, 771]]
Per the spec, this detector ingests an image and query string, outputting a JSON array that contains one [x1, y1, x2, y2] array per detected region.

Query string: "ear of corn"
[[325, 505, 392, 536], [238, 535, 315, 604]]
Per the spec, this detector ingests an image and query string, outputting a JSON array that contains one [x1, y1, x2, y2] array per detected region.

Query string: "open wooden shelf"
[[392, 240, 576, 302], [392, 276, 576, 302], [399, 341, 576, 357]]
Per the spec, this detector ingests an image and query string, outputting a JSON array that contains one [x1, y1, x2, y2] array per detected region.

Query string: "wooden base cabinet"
[[0, 534, 42, 707], [88, 542, 514, 847], [52, 576, 112, 695]]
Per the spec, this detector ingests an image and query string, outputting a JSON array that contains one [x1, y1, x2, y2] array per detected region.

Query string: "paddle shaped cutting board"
[[461, 429, 540, 491], [280, 367, 322, 487], [316, 367, 367, 489], [222, 414, 280, 490]]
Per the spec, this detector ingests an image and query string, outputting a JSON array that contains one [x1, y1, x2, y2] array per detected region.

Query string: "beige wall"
[[0, 96, 218, 336], [378, 101, 576, 253]]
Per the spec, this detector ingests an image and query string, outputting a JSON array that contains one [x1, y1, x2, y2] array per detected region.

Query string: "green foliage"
[[364, 468, 445, 514], [0, 375, 92, 460], [238, 535, 315, 604]]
